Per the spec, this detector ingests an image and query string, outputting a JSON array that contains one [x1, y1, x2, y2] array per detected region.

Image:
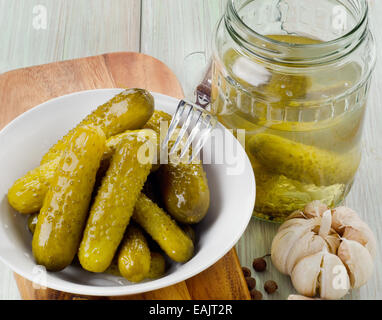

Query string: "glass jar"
[[211, 0, 376, 222]]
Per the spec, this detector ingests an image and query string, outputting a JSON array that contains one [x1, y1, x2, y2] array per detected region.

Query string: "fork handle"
[[195, 61, 212, 108]]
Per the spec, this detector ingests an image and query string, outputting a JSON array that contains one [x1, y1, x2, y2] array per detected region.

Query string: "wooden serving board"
[[0, 52, 250, 300]]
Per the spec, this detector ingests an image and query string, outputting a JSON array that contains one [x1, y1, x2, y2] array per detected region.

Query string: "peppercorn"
[[252, 257, 267, 272], [264, 280, 278, 294], [250, 289, 263, 300], [242, 267, 251, 278], [245, 277, 256, 290]]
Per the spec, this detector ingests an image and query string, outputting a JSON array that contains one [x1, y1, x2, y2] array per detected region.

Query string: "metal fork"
[[161, 100, 217, 163]]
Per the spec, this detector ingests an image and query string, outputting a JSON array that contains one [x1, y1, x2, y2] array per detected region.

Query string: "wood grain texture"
[[1, 0, 382, 300], [186, 249, 250, 300], [14, 274, 192, 300], [1, 52, 249, 300], [103, 52, 184, 99], [0, 0, 141, 74], [141, 0, 228, 99]]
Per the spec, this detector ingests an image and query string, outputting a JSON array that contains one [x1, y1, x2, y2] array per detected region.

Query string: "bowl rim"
[[0, 89, 256, 296]]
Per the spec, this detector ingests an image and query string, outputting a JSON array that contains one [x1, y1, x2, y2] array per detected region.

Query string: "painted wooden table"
[[0, 0, 381, 300]]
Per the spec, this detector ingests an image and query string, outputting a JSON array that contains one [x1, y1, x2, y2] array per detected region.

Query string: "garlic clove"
[[271, 219, 319, 274], [323, 231, 341, 254], [286, 210, 305, 220], [304, 200, 329, 218], [318, 210, 332, 238], [337, 239, 374, 289], [343, 227, 367, 246], [319, 252, 350, 300], [291, 251, 323, 297], [278, 215, 320, 233], [343, 224, 377, 258], [317, 211, 340, 254], [279, 216, 309, 232], [332, 206, 376, 258], [286, 232, 327, 275], [331, 206, 360, 233]]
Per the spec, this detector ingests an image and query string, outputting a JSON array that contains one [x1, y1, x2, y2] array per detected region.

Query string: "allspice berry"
[[245, 277, 256, 290], [264, 280, 278, 294], [252, 257, 266, 272], [250, 289, 263, 300], [242, 267, 251, 278]]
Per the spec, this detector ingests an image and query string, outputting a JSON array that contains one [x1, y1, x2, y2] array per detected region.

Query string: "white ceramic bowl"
[[0, 89, 255, 296]]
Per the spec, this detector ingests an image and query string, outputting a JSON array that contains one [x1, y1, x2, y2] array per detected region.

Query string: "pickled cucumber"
[[32, 126, 105, 271], [247, 152, 343, 220], [144, 110, 173, 135], [117, 225, 151, 283], [103, 129, 157, 162], [27, 213, 39, 234], [181, 225, 196, 244], [255, 174, 345, 218], [104, 261, 121, 277], [105, 251, 166, 280], [147, 252, 166, 279], [79, 135, 153, 273], [41, 88, 154, 164], [132, 193, 194, 263], [248, 133, 360, 186], [158, 164, 210, 224], [144, 111, 210, 224], [8, 157, 60, 214], [8, 129, 157, 215]]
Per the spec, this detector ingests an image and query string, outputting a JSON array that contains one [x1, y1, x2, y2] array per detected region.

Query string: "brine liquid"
[[211, 35, 369, 222]]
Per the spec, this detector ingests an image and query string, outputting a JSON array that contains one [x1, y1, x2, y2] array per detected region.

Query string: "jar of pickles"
[[211, 0, 376, 222]]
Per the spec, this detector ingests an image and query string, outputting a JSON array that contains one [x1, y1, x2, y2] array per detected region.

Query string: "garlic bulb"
[[271, 202, 376, 300]]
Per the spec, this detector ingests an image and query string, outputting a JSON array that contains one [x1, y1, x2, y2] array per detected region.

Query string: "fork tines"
[[161, 100, 216, 163]]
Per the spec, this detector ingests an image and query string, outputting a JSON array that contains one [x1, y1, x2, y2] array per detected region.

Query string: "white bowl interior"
[[0, 89, 255, 296]]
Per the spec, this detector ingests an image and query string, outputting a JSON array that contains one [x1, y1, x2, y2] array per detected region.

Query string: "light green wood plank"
[[141, 0, 227, 98], [342, 0, 382, 299], [0, 0, 141, 73]]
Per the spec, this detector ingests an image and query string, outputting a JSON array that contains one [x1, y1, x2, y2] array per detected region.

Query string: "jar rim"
[[225, 0, 370, 64]]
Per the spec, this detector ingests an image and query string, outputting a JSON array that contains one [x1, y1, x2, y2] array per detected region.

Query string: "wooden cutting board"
[[0, 52, 250, 300]]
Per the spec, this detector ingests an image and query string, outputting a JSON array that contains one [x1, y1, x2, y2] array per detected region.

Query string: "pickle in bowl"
[[7, 129, 157, 215], [32, 125, 106, 271], [8, 89, 154, 214], [8, 158, 60, 214], [117, 225, 151, 283], [8, 90, 211, 285], [41, 88, 155, 164], [133, 193, 194, 263], [144, 110, 210, 224], [78, 134, 153, 273], [146, 252, 166, 280]]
